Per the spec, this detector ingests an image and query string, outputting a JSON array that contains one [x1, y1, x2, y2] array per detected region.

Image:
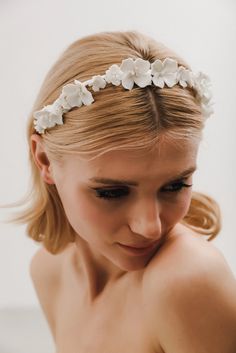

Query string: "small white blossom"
[[191, 72, 213, 119], [59, 81, 94, 110], [201, 102, 214, 119], [33, 103, 64, 134], [67, 80, 94, 106], [193, 72, 212, 103], [120, 58, 152, 90], [88, 75, 107, 92], [105, 64, 123, 86], [177, 66, 194, 88], [151, 58, 178, 88]]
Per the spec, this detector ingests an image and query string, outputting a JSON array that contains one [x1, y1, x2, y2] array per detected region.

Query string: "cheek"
[[176, 191, 193, 218], [61, 191, 116, 234], [162, 191, 192, 223], [179, 194, 192, 218]]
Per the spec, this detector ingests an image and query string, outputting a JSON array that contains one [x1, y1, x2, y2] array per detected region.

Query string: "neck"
[[72, 236, 128, 303]]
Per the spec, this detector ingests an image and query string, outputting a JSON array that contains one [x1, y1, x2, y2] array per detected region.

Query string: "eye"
[[92, 181, 192, 201], [94, 187, 129, 200], [162, 181, 193, 193]]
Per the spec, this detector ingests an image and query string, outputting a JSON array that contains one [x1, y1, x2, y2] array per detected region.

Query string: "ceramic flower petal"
[[33, 110, 56, 134], [164, 72, 178, 87], [151, 60, 163, 74], [81, 91, 94, 105], [60, 84, 81, 108], [134, 73, 152, 87], [163, 58, 178, 73], [52, 114, 63, 125], [33, 109, 46, 120], [120, 58, 135, 73], [122, 73, 135, 90], [177, 67, 188, 87], [66, 94, 83, 108], [62, 83, 77, 95], [201, 102, 214, 119], [180, 68, 194, 87], [34, 122, 44, 134], [152, 75, 165, 88], [73, 81, 95, 106], [57, 95, 72, 110], [134, 58, 151, 75], [105, 65, 123, 86], [90, 76, 106, 92]]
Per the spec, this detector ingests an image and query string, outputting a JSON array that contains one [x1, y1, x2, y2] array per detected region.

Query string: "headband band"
[[33, 57, 213, 134]]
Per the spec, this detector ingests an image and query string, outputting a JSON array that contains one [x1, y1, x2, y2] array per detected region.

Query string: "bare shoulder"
[[29, 241, 73, 275], [29, 243, 73, 341], [143, 224, 236, 353], [144, 222, 230, 281], [30, 244, 66, 288], [30, 246, 58, 278]]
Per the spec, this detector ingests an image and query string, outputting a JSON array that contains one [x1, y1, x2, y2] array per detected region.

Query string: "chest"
[[54, 272, 161, 353]]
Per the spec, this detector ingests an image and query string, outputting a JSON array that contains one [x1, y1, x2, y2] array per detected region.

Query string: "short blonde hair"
[[2, 30, 221, 254]]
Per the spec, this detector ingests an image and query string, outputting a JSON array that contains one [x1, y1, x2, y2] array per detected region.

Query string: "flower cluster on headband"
[[33, 57, 214, 134]]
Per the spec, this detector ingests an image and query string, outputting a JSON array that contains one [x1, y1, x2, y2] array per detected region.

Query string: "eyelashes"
[[93, 181, 193, 201]]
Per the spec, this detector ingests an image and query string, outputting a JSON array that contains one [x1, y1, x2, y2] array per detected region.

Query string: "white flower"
[[190, 72, 213, 119], [193, 72, 212, 104], [177, 66, 194, 88], [151, 58, 178, 88], [33, 81, 95, 133], [104, 64, 124, 86], [120, 58, 152, 90], [59, 80, 94, 109], [201, 101, 214, 119], [88, 75, 107, 92], [33, 102, 64, 134]]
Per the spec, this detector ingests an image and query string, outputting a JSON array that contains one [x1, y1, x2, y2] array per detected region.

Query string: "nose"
[[128, 197, 162, 240]]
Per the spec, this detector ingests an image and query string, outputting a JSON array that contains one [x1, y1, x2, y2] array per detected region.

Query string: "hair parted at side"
[[1, 30, 221, 254]]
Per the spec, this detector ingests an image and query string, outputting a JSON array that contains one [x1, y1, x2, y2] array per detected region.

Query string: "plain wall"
[[0, 0, 235, 309]]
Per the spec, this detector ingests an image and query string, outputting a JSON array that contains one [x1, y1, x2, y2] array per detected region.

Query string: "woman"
[[7, 30, 236, 352]]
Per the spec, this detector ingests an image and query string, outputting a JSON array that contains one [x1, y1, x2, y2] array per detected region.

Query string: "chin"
[[118, 250, 161, 272]]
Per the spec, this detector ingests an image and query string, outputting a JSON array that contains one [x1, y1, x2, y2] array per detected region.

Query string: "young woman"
[[6, 30, 236, 352]]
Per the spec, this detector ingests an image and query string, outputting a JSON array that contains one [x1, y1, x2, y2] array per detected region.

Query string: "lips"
[[119, 242, 157, 249], [117, 241, 158, 256]]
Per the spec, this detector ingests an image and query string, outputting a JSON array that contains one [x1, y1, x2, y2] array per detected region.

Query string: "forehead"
[[60, 138, 199, 182]]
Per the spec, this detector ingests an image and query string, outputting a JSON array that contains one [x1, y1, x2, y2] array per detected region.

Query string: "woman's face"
[[50, 138, 199, 272]]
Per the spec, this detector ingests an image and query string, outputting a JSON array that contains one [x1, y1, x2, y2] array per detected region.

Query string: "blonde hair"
[[1, 30, 221, 254]]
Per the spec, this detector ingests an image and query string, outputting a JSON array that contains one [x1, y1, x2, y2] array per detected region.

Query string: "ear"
[[30, 134, 55, 185]]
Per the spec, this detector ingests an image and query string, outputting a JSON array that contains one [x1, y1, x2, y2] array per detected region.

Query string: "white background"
[[0, 0, 236, 311]]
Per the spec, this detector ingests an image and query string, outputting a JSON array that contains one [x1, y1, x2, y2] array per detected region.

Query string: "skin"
[[30, 134, 199, 303]]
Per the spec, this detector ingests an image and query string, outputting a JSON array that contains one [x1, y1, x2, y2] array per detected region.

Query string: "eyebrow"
[[89, 166, 197, 186]]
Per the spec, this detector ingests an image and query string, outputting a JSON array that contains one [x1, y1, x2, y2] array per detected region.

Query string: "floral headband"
[[33, 57, 213, 134]]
